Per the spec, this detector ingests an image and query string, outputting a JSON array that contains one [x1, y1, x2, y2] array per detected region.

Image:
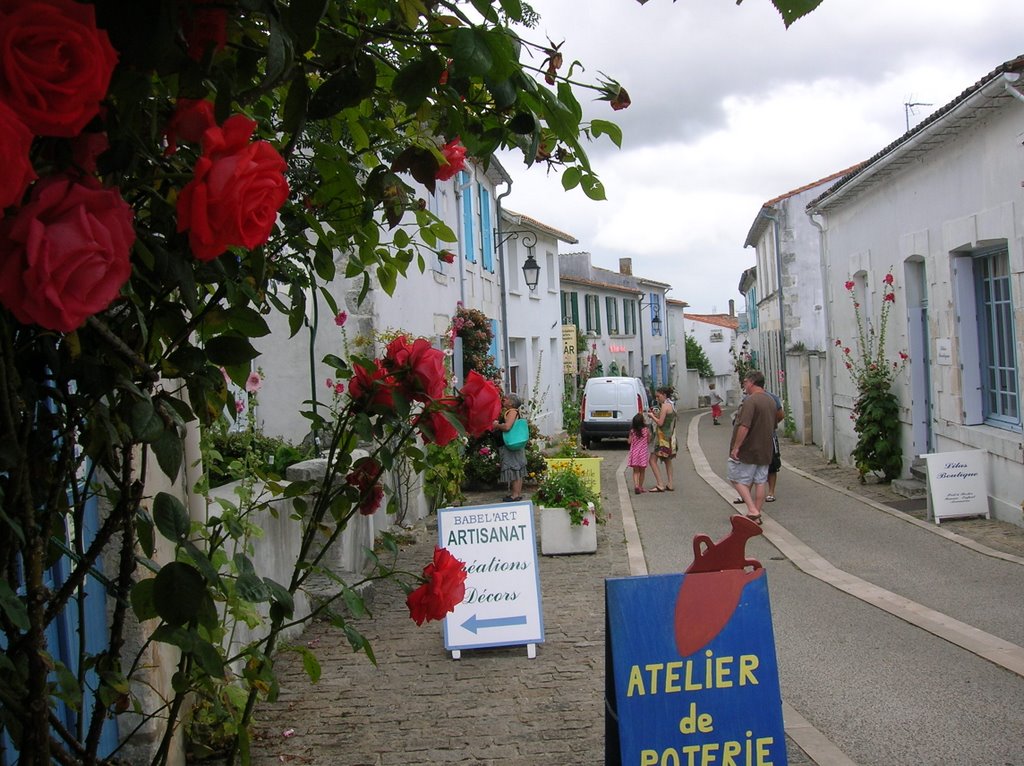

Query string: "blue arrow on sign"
[[461, 614, 528, 634]]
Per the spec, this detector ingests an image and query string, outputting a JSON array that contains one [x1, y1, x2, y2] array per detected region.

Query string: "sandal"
[[649, 486, 666, 493], [732, 498, 745, 504], [765, 496, 776, 502], [634, 487, 645, 495], [666, 487, 675, 491], [745, 513, 763, 525]]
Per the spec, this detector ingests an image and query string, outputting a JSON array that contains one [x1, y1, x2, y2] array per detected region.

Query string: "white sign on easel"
[[437, 501, 544, 659], [923, 449, 990, 524]]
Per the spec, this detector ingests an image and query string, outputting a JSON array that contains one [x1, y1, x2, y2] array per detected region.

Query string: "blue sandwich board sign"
[[605, 570, 787, 766], [438, 501, 544, 657]]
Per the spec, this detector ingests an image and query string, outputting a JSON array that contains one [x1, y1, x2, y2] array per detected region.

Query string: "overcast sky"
[[497, 0, 1024, 314]]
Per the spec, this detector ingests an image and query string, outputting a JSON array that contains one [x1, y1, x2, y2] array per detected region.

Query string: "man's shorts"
[[727, 458, 769, 486], [769, 435, 781, 474]]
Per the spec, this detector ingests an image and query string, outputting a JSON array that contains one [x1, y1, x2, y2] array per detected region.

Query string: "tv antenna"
[[904, 99, 932, 132]]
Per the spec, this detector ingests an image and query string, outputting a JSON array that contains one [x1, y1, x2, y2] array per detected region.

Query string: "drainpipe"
[[808, 210, 835, 462], [495, 182, 513, 389]]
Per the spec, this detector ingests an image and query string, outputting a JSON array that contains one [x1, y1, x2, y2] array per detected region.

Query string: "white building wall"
[[820, 98, 1024, 525]]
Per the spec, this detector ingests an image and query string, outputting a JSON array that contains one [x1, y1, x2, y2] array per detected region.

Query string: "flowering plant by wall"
[[835, 271, 910, 481], [531, 461, 604, 526]]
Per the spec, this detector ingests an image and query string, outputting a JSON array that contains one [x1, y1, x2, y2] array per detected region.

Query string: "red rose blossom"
[[435, 138, 467, 181], [348, 360, 398, 412], [176, 114, 289, 261], [0, 0, 118, 137], [406, 547, 467, 626], [456, 371, 501, 437], [0, 176, 135, 332], [181, 0, 229, 62], [164, 99, 217, 155], [416, 404, 460, 446], [0, 101, 35, 209], [386, 336, 447, 401], [346, 458, 384, 515]]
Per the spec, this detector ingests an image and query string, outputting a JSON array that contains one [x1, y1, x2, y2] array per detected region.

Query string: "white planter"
[[540, 503, 598, 556]]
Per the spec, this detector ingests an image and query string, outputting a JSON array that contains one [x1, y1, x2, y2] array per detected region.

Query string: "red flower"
[[0, 101, 35, 209], [899, 351, 909, 361], [456, 371, 501, 437], [406, 547, 467, 626], [883, 273, 894, 285], [435, 138, 467, 181], [346, 458, 384, 515], [71, 132, 109, 175], [181, 0, 229, 62], [843, 347, 850, 355], [164, 99, 217, 155], [385, 336, 447, 402], [416, 404, 460, 446], [439, 250, 456, 264], [334, 310, 348, 327], [0, 0, 118, 137], [348, 360, 397, 412], [883, 293, 895, 303], [844, 280, 855, 291], [0, 176, 134, 332], [176, 114, 289, 261], [834, 339, 842, 347]]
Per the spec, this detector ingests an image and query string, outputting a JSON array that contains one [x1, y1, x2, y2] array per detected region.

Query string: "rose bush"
[[406, 546, 468, 625], [0, 101, 35, 208]]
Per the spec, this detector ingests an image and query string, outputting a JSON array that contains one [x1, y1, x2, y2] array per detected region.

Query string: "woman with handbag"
[[496, 393, 528, 502], [647, 386, 678, 492]]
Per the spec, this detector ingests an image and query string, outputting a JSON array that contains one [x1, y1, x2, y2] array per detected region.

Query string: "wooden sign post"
[[437, 501, 544, 659]]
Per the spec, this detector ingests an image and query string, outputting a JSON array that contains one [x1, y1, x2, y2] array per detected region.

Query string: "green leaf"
[[282, 73, 310, 137], [392, 53, 443, 109], [225, 306, 272, 338], [151, 428, 183, 482], [265, 15, 294, 86], [450, 28, 494, 77], [130, 398, 164, 444], [296, 646, 322, 683], [263, 577, 294, 618], [561, 166, 581, 191], [191, 639, 224, 677], [153, 562, 207, 626], [153, 492, 190, 542], [284, 0, 328, 54], [182, 540, 222, 587], [236, 572, 271, 602], [307, 55, 377, 119], [135, 510, 155, 559], [580, 173, 607, 201], [205, 335, 260, 367], [590, 119, 622, 148], [130, 578, 159, 622], [771, 0, 824, 27], [498, 0, 524, 22], [0, 579, 29, 631]]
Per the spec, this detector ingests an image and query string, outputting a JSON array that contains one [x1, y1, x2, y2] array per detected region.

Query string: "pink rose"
[[435, 138, 466, 181], [0, 102, 35, 209], [164, 99, 217, 155], [176, 114, 289, 261], [0, 0, 118, 137], [456, 371, 501, 438], [0, 176, 134, 332]]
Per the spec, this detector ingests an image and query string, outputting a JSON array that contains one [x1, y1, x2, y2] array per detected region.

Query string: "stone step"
[[892, 477, 927, 499], [910, 458, 927, 482]]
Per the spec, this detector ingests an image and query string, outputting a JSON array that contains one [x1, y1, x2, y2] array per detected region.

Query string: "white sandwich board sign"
[[437, 501, 544, 658], [922, 449, 990, 523]]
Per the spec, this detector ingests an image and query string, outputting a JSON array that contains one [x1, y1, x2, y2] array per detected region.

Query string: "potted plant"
[[532, 461, 604, 555]]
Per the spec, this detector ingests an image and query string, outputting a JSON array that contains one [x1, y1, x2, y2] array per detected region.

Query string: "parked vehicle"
[[579, 377, 650, 448]]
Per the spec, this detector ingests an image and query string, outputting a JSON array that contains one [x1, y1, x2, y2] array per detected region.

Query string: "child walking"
[[628, 412, 650, 494], [709, 383, 724, 425]]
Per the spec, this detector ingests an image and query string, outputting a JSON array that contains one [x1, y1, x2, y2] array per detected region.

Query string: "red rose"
[[406, 547, 467, 626], [348, 360, 397, 412], [0, 0, 118, 137], [386, 336, 447, 401], [456, 371, 501, 437], [176, 114, 289, 261], [435, 138, 466, 181], [416, 404, 459, 446], [0, 101, 35, 209], [345, 458, 384, 516], [181, 0, 229, 62], [0, 176, 134, 332], [71, 132, 109, 176], [164, 99, 217, 155]]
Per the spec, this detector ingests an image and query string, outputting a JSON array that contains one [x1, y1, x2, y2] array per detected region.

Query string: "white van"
[[579, 377, 650, 448]]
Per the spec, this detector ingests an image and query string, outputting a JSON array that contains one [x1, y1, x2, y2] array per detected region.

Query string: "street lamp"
[[637, 297, 663, 386], [493, 227, 541, 291], [521, 253, 541, 291]]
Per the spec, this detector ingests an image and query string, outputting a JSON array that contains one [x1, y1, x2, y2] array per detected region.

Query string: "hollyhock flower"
[[334, 311, 348, 327], [346, 458, 384, 515], [0, 176, 134, 332], [406, 547, 467, 626], [334, 382, 344, 395], [899, 351, 909, 361], [164, 99, 217, 155], [326, 378, 334, 388], [844, 280, 855, 291], [245, 371, 262, 393], [0, 0, 118, 137], [884, 293, 896, 303], [843, 347, 850, 355], [235, 399, 244, 414], [834, 339, 842, 346], [435, 138, 466, 181], [176, 114, 289, 261], [883, 273, 894, 285], [455, 371, 501, 437], [0, 102, 35, 209]]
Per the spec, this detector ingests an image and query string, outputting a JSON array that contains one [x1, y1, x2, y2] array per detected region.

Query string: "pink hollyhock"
[[884, 293, 895, 303], [0, 176, 134, 332], [176, 114, 289, 261], [334, 382, 344, 395], [0, 0, 118, 137], [0, 101, 35, 209], [844, 280, 855, 291], [883, 273, 894, 285], [325, 377, 334, 388], [235, 399, 244, 414], [406, 547, 467, 626], [435, 138, 467, 181], [334, 310, 348, 327], [245, 371, 262, 393]]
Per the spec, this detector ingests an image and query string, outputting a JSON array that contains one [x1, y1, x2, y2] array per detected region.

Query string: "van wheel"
[[581, 436, 592, 449]]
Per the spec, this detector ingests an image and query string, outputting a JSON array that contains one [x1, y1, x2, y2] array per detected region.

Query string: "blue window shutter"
[[460, 172, 475, 262], [480, 186, 493, 271]]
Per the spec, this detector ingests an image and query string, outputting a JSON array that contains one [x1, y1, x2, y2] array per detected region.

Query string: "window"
[[605, 296, 620, 334], [954, 246, 1020, 429], [546, 250, 556, 291], [623, 299, 637, 335], [479, 185, 493, 271], [584, 294, 601, 335], [507, 240, 520, 292], [561, 291, 579, 327], [459, 171, 475, 263]]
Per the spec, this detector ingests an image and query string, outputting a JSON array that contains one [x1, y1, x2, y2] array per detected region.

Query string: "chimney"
[[729, 299, 735, 316], [619, 258, 632, 276]]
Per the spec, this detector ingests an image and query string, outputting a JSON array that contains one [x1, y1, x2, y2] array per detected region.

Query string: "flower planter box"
[[544, 457, 603, 495], [540, 503, 598, 556]]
